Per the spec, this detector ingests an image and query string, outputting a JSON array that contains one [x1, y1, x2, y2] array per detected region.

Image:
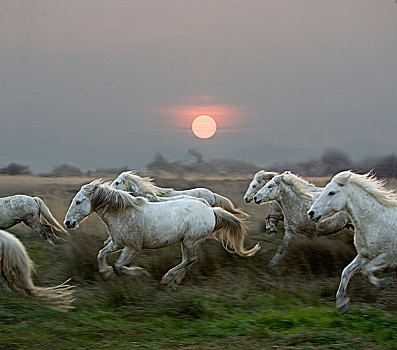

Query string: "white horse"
[[243, 170, 284, 232], [253, 172, 352, 267], [0, 229, 74, 311], [308, 171, 397, 314], [111, 171, 248, 217], [64, 180, 260, 287], [0, 195, 68, 245], [101, 179, 209, 247]]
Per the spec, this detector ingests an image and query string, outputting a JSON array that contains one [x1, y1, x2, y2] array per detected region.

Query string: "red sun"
[[191, 115, 217, 139]]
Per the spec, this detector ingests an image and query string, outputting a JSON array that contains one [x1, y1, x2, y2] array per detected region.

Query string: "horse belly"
[[140, 204, 214, 249], [141, 225, 186, 249]]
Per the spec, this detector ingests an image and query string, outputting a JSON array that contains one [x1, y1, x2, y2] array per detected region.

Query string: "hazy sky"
[[1, 0, 396, 172]]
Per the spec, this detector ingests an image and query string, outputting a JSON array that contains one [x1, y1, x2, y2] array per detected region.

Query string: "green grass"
[[1, 224, 396, 350], [1, 272, 396, 349]]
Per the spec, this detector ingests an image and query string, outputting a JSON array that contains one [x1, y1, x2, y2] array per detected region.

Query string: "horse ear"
[[256, 171, 267, 181], [279, 171, 291, 182], [273, 175, 282, 184], [335, 172, 351, 186], [91, 178, 102, 189]]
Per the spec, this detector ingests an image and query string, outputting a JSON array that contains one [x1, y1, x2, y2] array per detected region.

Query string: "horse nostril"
[[308, 211, 314, 218], [254, 197, 261, 204], [244, 197, 250, 203], [64, 220, 70, 228]]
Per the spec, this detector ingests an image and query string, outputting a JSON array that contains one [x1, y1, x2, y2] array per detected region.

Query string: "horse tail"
[[34, 197, 69, 235], [211, 208, 260, 257], [0, 230, 74, 312], [212, 193, 249, 218]]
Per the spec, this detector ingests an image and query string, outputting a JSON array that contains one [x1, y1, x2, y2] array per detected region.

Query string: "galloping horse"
[[308, 171, 397, 314], [0, 229, 73, 311], [253, 172, 352, 267], [111, 171, 248, 217], [0, 195, 68, 245], [64, 180, 260, 288]]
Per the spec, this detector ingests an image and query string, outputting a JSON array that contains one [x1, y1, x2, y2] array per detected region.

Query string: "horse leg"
[[114, 247, 150, 277], [268, 229, 293, 267], [173, 242, 202, 285], [23, 215, 55, 247], [265, 214, 277, 233], [97, 240, 120, 279], [336, 254, 366, 314], [0, 276, 13, 293], [161, 241, 200, 287], [361, 253, 394, 289], [103, 229, 112, 246], [265, 202, 284, 233]]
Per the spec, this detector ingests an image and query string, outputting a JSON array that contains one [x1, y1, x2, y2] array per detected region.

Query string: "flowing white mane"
[[334, 171, 397, 207], [119, 172, 173, 196], [256, 170, 279, 182], [83, 179, 147, 212], [281, 172, 315, 199]]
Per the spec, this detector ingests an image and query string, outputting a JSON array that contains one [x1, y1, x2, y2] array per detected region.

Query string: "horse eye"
[[268, 185, 273, 189], [328, 191, 336, 196], [115, 181, 120, 185], [252, 185, 256, 188], [76, 200, 82, 205]]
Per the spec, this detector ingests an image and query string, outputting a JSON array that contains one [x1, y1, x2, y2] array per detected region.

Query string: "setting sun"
[[191, 115, 217, 139]]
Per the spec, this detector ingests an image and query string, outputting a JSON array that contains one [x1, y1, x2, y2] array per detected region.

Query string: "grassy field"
[[0, 174, 396, 349]]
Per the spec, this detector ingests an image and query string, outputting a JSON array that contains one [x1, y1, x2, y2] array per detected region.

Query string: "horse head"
[[244, 171, 278, 203]]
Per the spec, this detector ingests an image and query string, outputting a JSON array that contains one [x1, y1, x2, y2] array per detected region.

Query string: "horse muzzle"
[[254, 196, 262, 204], [308, 210, 321, 223], [64, 220, 77, 229]]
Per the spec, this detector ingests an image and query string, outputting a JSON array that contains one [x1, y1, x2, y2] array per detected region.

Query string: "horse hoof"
[[165, 283, 178, 292], [336, 296, 350, 315], [161, 276, 172, 285], [143, 270, 151, 277], [99, 267, 114, 280], [267, 260, 278, 269], [338, 303, 350, 315], [377, 279, 393, 289]]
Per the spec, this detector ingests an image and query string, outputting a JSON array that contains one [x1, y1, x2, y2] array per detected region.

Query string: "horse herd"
[[1, 170, 396, 314]]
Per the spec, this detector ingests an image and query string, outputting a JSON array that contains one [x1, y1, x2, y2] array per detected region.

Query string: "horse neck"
[[131, 187, 158, 202], [94, 206, 137, 229], [277, 182, 308, 213], [153, 185, 174, 196], [93, 207, 110, 226], [132, 180, 165, 197], [344, 184, 381, 229]]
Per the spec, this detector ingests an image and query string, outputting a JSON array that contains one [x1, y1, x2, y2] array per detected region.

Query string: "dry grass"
[[1, 173, 397, 312], [1, 174, 397, 349]]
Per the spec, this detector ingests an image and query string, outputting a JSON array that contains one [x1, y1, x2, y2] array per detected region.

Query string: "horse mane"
[[83, 179, 147, 212], [334, 171, 397, 207], [281, 172, 315, 199], [256, 170, 279, 182], [120, 171, 173, 196]]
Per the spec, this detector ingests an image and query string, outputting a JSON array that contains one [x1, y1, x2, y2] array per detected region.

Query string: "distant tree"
[[320, 149, 351, 168], [50, 163, 83, 176], [146, 153, 173, 172], [187, 149, 203, 163], [0, 162, 31, 175]]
